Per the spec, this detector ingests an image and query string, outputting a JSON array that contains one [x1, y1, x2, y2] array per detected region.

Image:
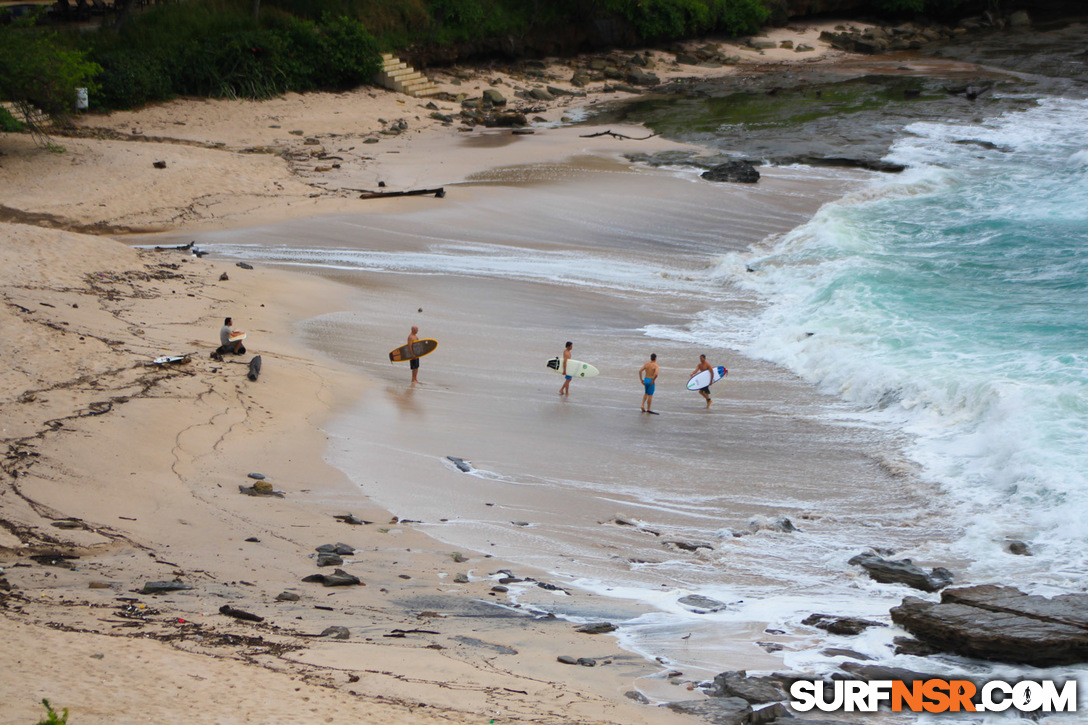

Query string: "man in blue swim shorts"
[[559, 341, 574, 396], [639, 353, 659, 413]]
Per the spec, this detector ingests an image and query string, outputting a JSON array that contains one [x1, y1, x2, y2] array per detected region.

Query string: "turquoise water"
[[692, 97, 1088, 587]]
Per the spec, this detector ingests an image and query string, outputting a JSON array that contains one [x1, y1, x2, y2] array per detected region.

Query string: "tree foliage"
[[0, 15, 100, 136], [80, 5, 381, 108]]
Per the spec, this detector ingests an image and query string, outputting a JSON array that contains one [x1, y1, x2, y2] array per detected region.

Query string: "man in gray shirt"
[[220, 317, 244, 354]]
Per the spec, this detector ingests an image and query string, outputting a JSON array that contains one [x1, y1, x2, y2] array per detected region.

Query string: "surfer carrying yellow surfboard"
[[408, 326, 421, 385]]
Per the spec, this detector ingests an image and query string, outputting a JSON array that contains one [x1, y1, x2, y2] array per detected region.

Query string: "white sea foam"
[[644, 98, 1088, 594], [207, 241, 711, 296]]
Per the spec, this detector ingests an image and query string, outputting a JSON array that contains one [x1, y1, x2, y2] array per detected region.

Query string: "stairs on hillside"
[[374, 54, 439, 98]]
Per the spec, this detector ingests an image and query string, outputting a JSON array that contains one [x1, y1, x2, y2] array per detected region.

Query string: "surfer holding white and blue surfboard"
[[689, 354, 727, 409]]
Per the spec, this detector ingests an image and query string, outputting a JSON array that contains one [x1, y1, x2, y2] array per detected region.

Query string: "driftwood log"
[[356, 186, 441, 198], [579, 130, 659, 141], [248, 355, 262, 382]]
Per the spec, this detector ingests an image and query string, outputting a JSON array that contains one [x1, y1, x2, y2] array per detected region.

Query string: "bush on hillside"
[[81, 5, 381, 108]]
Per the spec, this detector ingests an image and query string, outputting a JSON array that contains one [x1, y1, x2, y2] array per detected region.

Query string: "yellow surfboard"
[[389, 338, 438, 362]]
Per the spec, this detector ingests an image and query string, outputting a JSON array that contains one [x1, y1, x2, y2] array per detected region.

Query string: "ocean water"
[[654, 97, 1088, 593]]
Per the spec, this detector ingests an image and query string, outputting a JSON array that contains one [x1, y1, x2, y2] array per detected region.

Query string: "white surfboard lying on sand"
[[686, 365, 727, 390], [546, 357, 599, 379]]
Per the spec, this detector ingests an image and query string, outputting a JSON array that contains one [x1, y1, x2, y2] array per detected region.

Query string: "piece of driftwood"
[[248, 355, 262, 382], [358, 187, 445, 200], [579, 130, 659, 141], [219, 605, 264, 622], [154, 241, 194, 251]]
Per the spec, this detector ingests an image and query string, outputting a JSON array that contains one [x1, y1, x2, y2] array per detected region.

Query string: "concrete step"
[[373, 55, 437, 98]]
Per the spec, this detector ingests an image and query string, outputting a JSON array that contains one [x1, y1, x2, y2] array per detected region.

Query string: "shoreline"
[[0, 19, 1044, 723]]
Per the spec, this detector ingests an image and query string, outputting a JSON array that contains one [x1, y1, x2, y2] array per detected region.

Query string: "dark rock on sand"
[[625, 690, 650, 704], [802, 613, 887, 636], [701, 160, 760, 184], [316, 553, 343, 567], [704, 670, 793, 704], [302, 568, 362, 587], [446, 456, 472, 472], [678, 594, 730, 613], [140, 580, 191, 595], [890, 585, 1088, 666], [239, 482, 284, 497], [316, 543, 355, 556], [320, 626, 350, 639], [333, 513, 371, 525], [577, 657, 597, 667], [275, 591, 301, 602], [848, 552, 953, 592], [558, 655, 578, 665], [577, 622, 617, 634]]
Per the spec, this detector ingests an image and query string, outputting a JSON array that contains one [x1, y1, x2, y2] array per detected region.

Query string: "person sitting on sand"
[[639, 353, 659, 413], [219, 317, 245, 355]]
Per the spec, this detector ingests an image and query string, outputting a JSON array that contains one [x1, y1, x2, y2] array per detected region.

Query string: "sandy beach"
[[0, 23, 923, 724]]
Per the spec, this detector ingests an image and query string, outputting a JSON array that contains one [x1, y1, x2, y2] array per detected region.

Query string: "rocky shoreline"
[[590, 15, 1088, 174]]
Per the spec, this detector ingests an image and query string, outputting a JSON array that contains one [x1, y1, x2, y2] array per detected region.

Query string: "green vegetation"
[[37, 699, 69, 725], [0, 14, 100, 132], [871, 0, 967, 15], [0, 105, 26, 132], [603, 0, 767, 40], [79, 5, 381, 108]]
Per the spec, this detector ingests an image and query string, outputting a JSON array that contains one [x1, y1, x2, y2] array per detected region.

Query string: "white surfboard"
[[546, 357, 599, 379], [687, 365, 727, 390]]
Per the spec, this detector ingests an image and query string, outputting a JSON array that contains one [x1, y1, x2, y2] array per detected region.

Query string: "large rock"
[[802, 613, 886, 635], [302, 568, 362, 587], [848, 552, 953, 592], [890, 585, 1088, 666], [701, 161, 760, 184], [666, 696, 751, 725], [481, 89, 506, 106], [626, 70, 660, 86], [705, 671, 793, 703]]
